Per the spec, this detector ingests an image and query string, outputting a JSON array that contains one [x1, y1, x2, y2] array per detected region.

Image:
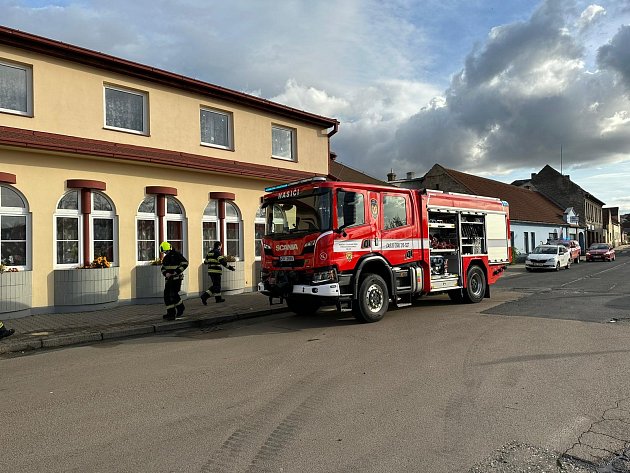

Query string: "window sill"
[[201, 142, 233, 151], [103, 126, 149, 137]]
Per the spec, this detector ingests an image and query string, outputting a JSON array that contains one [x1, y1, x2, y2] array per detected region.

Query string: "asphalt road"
[[4, 255, 630, 472], [491, 247, 630, 323]]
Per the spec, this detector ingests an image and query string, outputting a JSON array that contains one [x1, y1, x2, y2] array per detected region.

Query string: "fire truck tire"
[[286, 296, 320, 316], [354, 274, 389, 323], [464, 266, 486, 303]]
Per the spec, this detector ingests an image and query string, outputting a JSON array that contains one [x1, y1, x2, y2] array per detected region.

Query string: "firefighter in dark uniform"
[[160, 241, 189, 320], [0, 320, 15, 340], [201, 241, 235, 305]]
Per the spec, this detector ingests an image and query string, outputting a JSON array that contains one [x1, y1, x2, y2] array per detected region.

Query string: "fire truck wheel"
[[286, 296, 320, 316], [354, 274, 389, 323], [464, 266, 486, 303]]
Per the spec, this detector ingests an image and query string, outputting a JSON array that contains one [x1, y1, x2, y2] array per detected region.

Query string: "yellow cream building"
[[0, 26, 338, 318]]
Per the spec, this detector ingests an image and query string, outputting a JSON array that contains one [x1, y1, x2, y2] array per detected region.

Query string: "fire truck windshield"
[[263, 189, 332, 237]]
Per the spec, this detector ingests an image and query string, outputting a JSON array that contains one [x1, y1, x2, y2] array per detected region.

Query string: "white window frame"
[[103, 84, 149, 135], [254, 207, 266, 261], [202, 199, 219, 260], [89, 191, 118, 265], [164, 196, 187, 257], [271, 125, 297, 161], [0, 185, 31, 270], [54, 191, 83, 269], [200, 107, 233, 150], [54, 191, 119, 268], [224, 201, 243, 260], [0, 59, 33, 117]]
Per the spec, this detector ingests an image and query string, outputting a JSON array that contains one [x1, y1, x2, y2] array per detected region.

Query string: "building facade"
[[0, 26, 338, 318], [514, 165, 605, 248]]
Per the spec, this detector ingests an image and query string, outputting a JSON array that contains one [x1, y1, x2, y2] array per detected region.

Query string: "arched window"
[[202, 199, 242, 260], [136, 195, 186, 262], [166, 197, 186, 253], [0, 185, 30, 269], [225, 201, 242, 259], [202, 199, 218, 256], [55, 190, 117, 266], [254, 207, 265, 260]]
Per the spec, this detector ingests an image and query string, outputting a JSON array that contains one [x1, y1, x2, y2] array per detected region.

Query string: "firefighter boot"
[[200, 292, 210, 305], [0, 327, 15, 340], [163, 308, 176, 321], [176, 303, 185, 319], [215, 296, 226, 303]]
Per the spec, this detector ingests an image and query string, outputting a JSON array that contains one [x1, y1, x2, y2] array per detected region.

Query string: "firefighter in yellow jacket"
[[201, 241, 235, 304], [160, 241, 189, 320]]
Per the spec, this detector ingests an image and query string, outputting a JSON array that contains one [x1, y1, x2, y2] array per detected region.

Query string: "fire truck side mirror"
[[334, 227, 348, 237]]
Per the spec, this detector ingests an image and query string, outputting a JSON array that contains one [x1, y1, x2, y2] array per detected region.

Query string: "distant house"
[[512, 165, 605, 249], [329, 156, 390, 185], [603, 207, 621, 247], [387, 164, 578, 259]]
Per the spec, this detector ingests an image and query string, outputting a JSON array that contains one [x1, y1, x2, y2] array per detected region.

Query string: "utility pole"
[[560, 145, 563, 175]]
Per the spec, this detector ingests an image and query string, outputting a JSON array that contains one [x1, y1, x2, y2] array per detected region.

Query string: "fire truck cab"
[[258, 177, 510, 323]]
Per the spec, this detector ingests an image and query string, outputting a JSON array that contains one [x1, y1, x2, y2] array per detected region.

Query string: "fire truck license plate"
[[280, 256, 294, 262]]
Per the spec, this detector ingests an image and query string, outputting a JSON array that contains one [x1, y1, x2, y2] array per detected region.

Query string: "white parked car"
[[525, 244, 572, 271]]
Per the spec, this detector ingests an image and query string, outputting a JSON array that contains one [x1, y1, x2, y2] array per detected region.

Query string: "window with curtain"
[[202, 199, 219, 257], [55, 191, 117, 267], [254, 207, 265, 260], [272, 125, 296, 161], [225, 201, 242, 259], [200, 108, 232, 149], [137, 196, 157, 262], [166, 197, 185, 254], [0, 185, 29, 268], [0, 60, 32, 116], [104, 85, 148, 134]]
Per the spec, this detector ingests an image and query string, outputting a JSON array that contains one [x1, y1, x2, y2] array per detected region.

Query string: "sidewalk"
[[0, 292, 289, 355]]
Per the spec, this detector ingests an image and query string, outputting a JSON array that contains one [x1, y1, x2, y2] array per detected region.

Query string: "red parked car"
[[586, 243, 615, 262], [549, 239, 581, 264]]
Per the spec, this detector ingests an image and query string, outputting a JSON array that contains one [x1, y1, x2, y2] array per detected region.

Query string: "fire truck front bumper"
[[258, 282, 341, 298]]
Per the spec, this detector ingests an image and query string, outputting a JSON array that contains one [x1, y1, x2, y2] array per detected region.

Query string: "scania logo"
[[276, 244, 298, 251]]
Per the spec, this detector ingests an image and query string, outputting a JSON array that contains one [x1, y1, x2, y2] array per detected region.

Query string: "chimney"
[[531, 173, 537, 179], [387, 169, 396, 181], [406, 171, 416, 180]]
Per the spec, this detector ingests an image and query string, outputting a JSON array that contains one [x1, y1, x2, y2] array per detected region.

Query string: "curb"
[[0, 306, 289, 356]]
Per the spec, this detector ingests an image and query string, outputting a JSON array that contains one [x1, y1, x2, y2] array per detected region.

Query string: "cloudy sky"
[[3, 0, 630, 213]]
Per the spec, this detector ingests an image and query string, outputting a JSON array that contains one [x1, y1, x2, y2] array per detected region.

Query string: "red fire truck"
[[258, 177, 510, 322]]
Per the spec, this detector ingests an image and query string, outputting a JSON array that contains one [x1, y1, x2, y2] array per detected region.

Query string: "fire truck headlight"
[[312, 268, 337, 283], [304, 240, 316, 248], [263, 243, 272, 250]]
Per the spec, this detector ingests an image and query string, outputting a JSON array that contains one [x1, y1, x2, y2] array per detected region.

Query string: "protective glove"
[[228, 266, 236, 271]]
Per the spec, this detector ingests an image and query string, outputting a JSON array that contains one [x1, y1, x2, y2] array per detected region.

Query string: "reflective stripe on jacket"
[[204, 249, 228, 274], [161, 250, 189, 280]]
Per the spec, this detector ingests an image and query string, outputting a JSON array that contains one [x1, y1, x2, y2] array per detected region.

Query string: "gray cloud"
[[597, 25, 630, 91], [368, 0, 630, 182]]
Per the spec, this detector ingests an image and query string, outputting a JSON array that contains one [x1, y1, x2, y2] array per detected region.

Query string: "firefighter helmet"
[[160, 241, 171, 252]]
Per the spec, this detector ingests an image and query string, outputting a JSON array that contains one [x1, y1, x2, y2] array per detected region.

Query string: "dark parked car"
[[586, 243, 615, 262]]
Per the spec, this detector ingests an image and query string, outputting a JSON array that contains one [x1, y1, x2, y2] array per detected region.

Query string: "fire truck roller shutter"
[[486, 213, 509, 263]]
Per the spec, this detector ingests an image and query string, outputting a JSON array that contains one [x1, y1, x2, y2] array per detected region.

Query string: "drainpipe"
[[327, 121, 339, 177]]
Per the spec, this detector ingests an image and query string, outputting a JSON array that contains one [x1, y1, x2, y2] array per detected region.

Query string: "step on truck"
[[258, 177, 510, 322]]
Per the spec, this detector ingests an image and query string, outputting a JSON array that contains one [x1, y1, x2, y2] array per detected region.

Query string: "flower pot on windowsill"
[[135, 264, 188, 300], [202, 260, 245, 295], [54, 266, 119, 307], [0, 270, 32, 317]]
